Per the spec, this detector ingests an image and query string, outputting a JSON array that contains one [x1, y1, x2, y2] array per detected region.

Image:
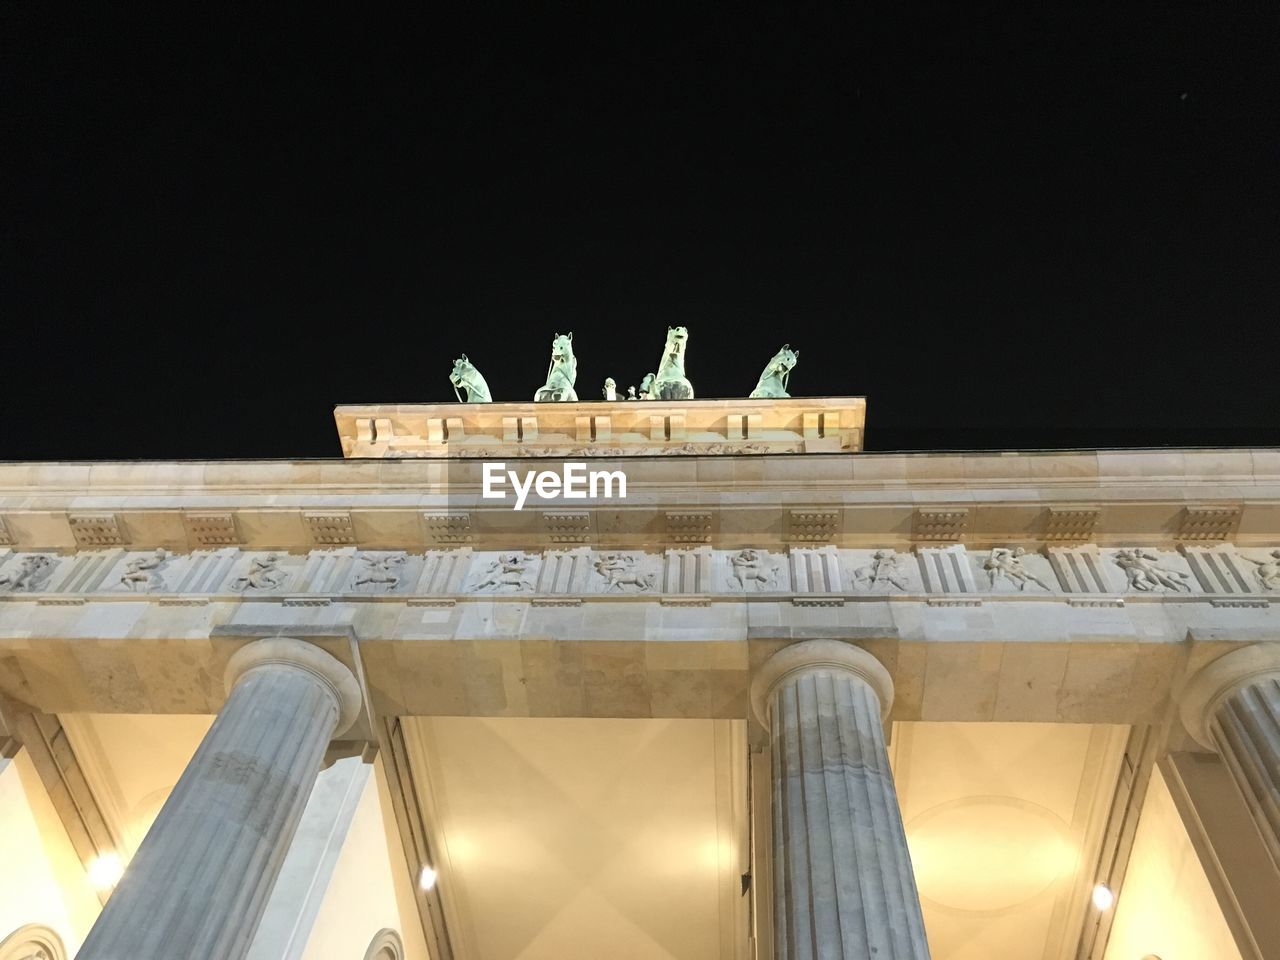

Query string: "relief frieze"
[[0, 545, 1275, 605]]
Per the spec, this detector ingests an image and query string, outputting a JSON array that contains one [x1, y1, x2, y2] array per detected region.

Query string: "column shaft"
[[771, 668, 930, 960], [79, 655, 347, 960], [1210, 677, 1280, 871]]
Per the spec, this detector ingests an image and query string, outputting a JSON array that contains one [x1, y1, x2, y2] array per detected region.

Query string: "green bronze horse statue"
[[534, 332, 578, 402]]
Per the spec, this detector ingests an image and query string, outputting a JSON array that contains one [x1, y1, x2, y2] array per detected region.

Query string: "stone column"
[[78, 637, 363, 960], [751, 640, 930, 960], [1180, 643, 1280, 873]]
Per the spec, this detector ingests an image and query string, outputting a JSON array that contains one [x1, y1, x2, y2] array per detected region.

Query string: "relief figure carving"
[[984, 547, 1051, 591], [729, 549, 778, 590], [0, 554, 57, 592], [594, 553, 656, 592], [471, 554, 536, 592], [1113, 549, 1191, 592], [852, 550, 910, 591], [120, 548, 170, 592], [1241, 548, 1280, 591], [354, 553, 407, 591], [231, 553, 288, 592]]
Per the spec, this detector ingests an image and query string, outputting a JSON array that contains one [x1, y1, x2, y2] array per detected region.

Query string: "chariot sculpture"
[[447, 326, 807, 403]]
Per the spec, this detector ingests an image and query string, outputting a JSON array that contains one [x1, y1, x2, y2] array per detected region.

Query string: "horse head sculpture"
[[535, 332, 579, 402], [749, 344, 799, 399], [643, 326, 694, 400], [449, 354, 492, 403]]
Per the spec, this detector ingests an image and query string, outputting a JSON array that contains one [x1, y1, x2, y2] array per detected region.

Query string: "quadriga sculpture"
[[534, 332, 578, 402], [749, 344, 799, 399], [642, 326, 694, 400], [449, 355, 492, 403]]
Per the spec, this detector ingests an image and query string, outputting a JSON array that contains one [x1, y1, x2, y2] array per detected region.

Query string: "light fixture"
[[87, 852, 124, 890], [419, 864, 437, 891], [1091, 882, 1114, 910]]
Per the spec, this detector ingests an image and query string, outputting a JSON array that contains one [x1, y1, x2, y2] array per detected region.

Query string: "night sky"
[[5, 5, 1278, 460]]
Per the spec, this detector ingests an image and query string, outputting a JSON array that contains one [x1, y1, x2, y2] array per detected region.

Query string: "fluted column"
[[1180, 643, 1280, 873], [79, 637, 363, 960], [751, 640, 930, 960]]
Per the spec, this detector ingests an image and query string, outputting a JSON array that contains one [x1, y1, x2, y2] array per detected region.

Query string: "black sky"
[[4, 5, 1278, 459]]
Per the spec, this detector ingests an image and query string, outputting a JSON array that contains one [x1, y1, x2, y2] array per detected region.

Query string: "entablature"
[[333, 396, 867, 457]]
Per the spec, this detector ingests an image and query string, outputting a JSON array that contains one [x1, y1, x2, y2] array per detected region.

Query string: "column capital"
[[225, 637, 363, 737], [1180, 643, 1280, 748], [751, 639, 894, 727]]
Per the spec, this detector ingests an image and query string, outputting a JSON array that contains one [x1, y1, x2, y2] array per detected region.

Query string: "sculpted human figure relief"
[[642, 326, 694, 400], [749, 344, 799, 399], [729, 549, 779, 591], [602, 378, 618, 401], [984, 547, 1051, 591], [449, 354, 492, 403], [593, 552, 656, 591], [0, 554, 57, 592], [1241, 548, 1280, 591], [1113, 548, 1192, 592], [230, 553, 289, 592], [534, 332, 578, 402], [353, 553, 406, 591], [120, 548, 170, 592], [852, 549, 911, 591], [470, 553, 536, 592]]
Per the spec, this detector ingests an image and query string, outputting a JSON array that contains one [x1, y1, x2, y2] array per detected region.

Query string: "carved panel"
[[543, 512, 592, 545], [786, 509, 841, 543], [466, 552, 540, 594], [0, 553, 62, 593], [915, 545, 977, 594], [535, 548, 592, 593], [664, 547, 711, 593], [108, 549, 181, 594], [1042, 507, 1100, 543], [304, 511, 357, 546], [182, 512, 240, 548], [1177, 547, 1249, 593], [587, 551, 660, 593], [222, 552, 300, 593], [298, 548, 358, 593], [67, 513, 126, 548], [974, 547, 1057, 594], [1048, 545, 1119, 593], [1236, 548, 1280, 592], [346, 551, 420, 594], [413, 549, 471, 594], [1176, 506, 1241, 543], [174, 548, 239, 592], [789, 546, 843, 593], [1104, 548, 1198, 594], [912, 508, 968, 543], [422, 512, 474, 546], [844, 549, 920, 593], [721, 548, 788, 592], [0, 516, 14, 546], [665, 511, 713, 545]]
